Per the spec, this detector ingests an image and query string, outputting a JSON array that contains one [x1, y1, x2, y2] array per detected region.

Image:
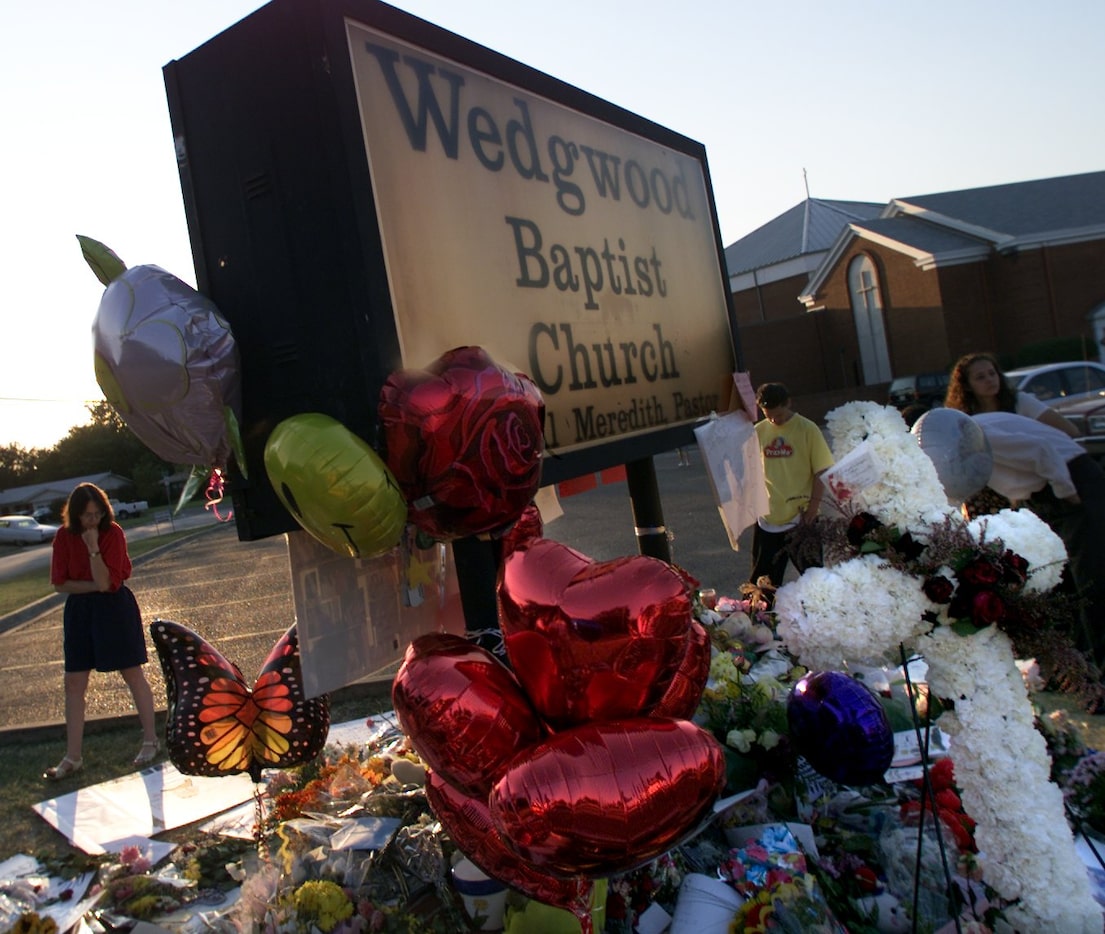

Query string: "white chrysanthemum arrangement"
[[824, 401, 953, 532], [776, 401, 1101, 932]]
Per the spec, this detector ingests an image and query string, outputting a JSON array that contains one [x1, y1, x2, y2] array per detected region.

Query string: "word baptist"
[[363, 41, 700, 220], [506, 216, 666, 311]]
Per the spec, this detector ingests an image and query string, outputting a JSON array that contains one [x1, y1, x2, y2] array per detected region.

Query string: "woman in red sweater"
[[44, 483, 158, 779]]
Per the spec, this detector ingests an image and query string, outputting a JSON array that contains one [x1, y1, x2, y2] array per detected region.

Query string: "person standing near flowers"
[[45, 482, 159, 779], [944, 352, 1080, 518], [748, 382, 834, 596], [973, 411, 1105, 685], [944, 351, 1080, 436]]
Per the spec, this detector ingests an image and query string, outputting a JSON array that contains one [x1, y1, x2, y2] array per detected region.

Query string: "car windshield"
[[889, 378, 914, 392]]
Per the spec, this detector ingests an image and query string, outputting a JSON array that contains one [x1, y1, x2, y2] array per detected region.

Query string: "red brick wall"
[[732, 273, 808, 328]]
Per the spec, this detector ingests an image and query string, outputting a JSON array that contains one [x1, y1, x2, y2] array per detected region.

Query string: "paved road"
[[0, 449, 754, 733], [0, 508, 224, 582]]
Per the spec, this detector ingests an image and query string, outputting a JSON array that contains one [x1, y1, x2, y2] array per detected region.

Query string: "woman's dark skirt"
[[63, 586, 147, 672]]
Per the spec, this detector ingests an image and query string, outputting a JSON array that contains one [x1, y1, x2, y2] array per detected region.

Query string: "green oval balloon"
[[264, 413, 407, 559]]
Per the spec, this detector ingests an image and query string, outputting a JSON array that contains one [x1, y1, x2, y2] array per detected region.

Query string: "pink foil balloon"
[[489, 718, 725, 877], [426, 771, 594, 914], [498, 538, 701, 729], [392, 633, 544, 797]]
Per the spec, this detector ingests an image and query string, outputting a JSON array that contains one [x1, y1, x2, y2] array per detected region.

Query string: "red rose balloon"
[[426, 771, 594, 913], [488, 718, 725, 877], [498, 538, 701, 729], [392, 633, 544, 797], [378, 346, 545, 540]]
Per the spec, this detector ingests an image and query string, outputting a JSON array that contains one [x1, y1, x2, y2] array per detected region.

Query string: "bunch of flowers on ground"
[[772, 401, 1103, 932]]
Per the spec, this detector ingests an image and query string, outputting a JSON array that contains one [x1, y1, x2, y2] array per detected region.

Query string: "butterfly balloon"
[[150, 619, 330, 782]]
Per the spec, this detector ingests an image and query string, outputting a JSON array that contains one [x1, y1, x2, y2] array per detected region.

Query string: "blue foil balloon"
[[787, 671, 894, 785]]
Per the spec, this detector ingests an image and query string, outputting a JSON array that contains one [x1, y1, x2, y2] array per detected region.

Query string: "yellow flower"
[[292, 879, 353, 933], [759, 729, 782, 750]]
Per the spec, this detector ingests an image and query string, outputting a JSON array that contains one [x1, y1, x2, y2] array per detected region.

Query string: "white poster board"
[[693, 411, 767, 550]]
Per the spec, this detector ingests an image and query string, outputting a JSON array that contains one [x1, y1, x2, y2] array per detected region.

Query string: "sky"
[[2, 0, 1103, 451]]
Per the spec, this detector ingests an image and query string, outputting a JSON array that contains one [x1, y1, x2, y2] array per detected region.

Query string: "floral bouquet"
[[722, 825, 847, 933], [771, 401, 1103, 933]]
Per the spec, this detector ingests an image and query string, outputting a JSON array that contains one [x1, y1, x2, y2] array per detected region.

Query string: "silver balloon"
[[93, 265, 242, 468], [910, 407, 993, 503]]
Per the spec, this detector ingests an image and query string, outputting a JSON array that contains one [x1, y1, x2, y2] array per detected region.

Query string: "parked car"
[[1006, 361, 1105, 446], [109, 498, 149, 520], [1006, 360, 1105, 407], [888, 371, 951, 410], [0, 515, 59, 546]]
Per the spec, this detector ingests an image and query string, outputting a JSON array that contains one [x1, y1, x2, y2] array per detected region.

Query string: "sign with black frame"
[[165, 0, 739, 542]]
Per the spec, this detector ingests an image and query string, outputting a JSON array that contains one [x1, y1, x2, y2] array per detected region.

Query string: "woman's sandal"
[[44, 756, 83, 781], [133, 740, 160, 766]]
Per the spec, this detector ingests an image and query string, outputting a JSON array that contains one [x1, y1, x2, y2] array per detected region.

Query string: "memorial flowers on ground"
[[772, 401, 1103, 932], [12, 397, 1105, 933]]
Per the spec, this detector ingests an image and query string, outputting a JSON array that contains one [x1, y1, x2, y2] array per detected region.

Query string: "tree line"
[[0, 403, 176, 505]]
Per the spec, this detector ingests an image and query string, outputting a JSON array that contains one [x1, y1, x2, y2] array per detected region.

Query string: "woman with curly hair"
[[944, 351, 1080, 437]]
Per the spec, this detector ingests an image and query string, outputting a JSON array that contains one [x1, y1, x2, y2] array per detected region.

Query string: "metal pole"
[[626, 457, 671, 562], [451, 536, 501, 637]]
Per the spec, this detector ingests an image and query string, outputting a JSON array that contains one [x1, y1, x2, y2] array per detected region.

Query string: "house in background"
[[0, 472, 134, 518], [726, 170, 1105, 422]]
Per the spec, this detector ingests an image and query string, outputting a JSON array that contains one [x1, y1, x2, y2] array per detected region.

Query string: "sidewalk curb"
[[0, 524, 223, 637], [0, 674, 395, 747]]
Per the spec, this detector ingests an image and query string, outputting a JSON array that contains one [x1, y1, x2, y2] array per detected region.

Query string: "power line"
[[0, 396, 104, 404]]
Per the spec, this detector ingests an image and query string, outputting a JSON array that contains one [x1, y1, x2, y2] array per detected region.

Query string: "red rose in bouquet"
[[379, 346, 545, 540]]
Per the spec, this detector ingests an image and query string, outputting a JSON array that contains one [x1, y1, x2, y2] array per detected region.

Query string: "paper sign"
[[821, 440, 885, 506], [733, 372, 758, 421], [694, 410, 768, 549]]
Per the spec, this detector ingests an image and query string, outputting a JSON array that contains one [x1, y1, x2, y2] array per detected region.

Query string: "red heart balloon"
[[495, 502, 544, 558], [498, 539, 701, 729], [650, 619, 711, 720], [426, 771, 594, 913], [378, 346, 545, 541], [392, 633, 544, 797], [488, 718, 725, 877]]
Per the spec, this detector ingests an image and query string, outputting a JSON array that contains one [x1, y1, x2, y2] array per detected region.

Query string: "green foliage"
[[11, 401, 176, 502], [0, 443, 44, 488]]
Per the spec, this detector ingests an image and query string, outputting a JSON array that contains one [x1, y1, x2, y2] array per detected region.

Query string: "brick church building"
[[724, 171, 1105, 421]]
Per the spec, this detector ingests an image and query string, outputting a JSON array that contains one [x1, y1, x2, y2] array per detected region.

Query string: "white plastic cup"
[[451, 857, 508, 931], [669, 872, 745, 933]]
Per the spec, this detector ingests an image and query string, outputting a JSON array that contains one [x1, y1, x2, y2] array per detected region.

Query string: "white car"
[[1006, 360, 1105, 408], [1006, 360, 1105, 458], [0, 515, 59, 546]]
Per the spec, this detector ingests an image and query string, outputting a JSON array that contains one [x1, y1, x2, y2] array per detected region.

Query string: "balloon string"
[[204, 467, 234, 522]]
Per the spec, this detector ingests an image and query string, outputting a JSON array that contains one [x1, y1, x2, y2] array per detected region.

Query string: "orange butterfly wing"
[[151, 619, 330, 781]]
